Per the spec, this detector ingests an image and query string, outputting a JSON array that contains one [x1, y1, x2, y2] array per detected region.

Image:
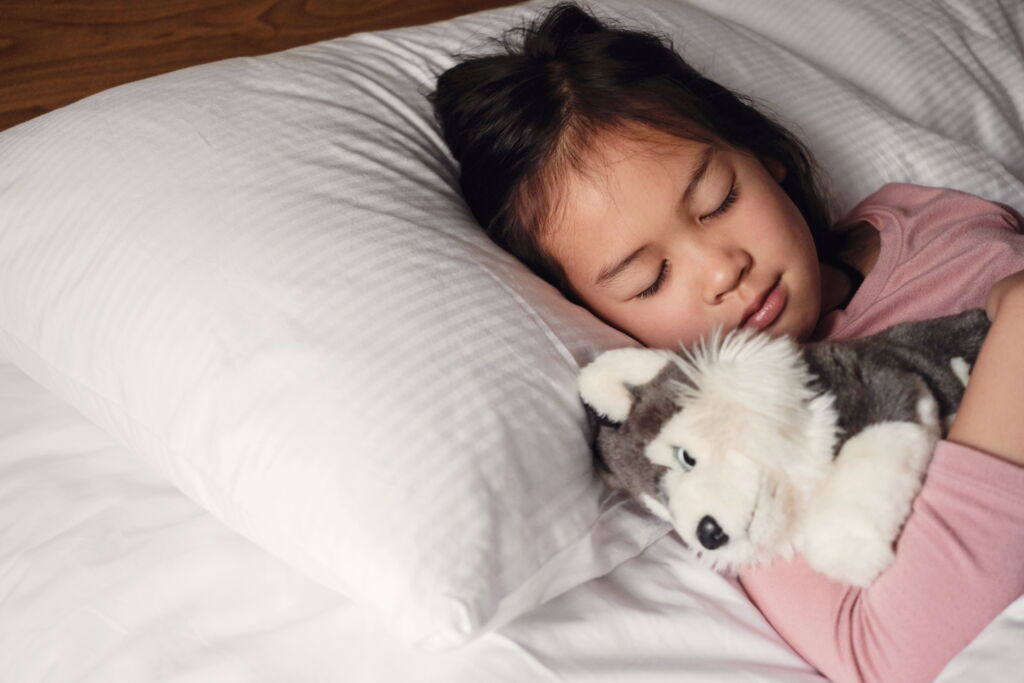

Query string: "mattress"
[[2, 0, 1024, 680]]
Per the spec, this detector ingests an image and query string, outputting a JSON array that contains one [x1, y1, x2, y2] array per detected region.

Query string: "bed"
[[1, 1, 1023, 681]]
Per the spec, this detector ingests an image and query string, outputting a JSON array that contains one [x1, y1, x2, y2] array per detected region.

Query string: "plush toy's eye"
[[672, 446, 696, 471]]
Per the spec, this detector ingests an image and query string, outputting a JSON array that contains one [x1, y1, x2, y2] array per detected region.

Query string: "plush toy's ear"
[[578, 348, 672, 423]]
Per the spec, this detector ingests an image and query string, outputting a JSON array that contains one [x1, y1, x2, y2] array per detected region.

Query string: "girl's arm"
[[947, 270, 1024, 465], [741, 272, 1024, 683]]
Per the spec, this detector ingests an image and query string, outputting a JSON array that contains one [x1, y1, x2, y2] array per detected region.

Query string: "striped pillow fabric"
[[0, 2, 665, 649]]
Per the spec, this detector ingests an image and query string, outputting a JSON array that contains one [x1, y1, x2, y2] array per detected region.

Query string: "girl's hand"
[[985, 270, 1024, 321]]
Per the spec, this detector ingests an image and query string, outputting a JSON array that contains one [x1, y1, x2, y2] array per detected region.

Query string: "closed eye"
[[635, 259, 669, 299], [634, 180, 736, 301], [700, 179, 738, 221]]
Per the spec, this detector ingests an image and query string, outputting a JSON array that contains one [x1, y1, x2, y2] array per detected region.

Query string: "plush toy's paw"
[[800, 420, 935, 587], [802, 515, 895, 587]]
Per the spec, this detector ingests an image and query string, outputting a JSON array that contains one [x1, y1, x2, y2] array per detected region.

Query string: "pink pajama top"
[[739, 183, 1024, 683]]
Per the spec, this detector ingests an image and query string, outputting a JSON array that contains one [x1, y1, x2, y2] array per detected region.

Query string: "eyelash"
[[700, 181, 739, 221], [636, 260, 669, 299], [634, 182, 739, 300]]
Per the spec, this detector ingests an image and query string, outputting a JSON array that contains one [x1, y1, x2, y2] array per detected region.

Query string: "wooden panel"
[[0, 0, 520, 131]]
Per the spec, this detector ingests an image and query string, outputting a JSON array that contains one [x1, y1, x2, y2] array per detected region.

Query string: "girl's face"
[[541, 128, 822, 348]]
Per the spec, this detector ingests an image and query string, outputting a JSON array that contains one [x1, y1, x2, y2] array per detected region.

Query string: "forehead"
[[540, 128, 710, 266]]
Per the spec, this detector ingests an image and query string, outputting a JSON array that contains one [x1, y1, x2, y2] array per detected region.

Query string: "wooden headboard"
[[0, 0, 521, 132]]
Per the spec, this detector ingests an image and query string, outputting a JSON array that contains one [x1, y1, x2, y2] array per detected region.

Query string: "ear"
[[578, 348, 672, 423]]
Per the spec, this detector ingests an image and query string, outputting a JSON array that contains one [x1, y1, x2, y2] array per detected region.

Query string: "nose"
[[702, 244, 751, 304], [697, 515, 729, 550]]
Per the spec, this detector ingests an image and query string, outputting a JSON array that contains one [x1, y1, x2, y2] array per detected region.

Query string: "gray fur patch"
[[593, 362, 691, 504], [803, 309, 989, 452]]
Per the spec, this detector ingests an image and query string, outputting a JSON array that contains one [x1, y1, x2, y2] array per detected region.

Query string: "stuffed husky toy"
[[578, 309, 990, 586]]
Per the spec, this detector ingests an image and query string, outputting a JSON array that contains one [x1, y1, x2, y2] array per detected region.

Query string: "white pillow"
[[0, 1, 672, 649], [2, 0, 1023, 650]]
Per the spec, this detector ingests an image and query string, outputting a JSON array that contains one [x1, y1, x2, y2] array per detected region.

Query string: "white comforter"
[[3, 0, 1024, 680]]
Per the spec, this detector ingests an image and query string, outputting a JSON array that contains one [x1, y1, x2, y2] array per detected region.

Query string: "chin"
[[778, 303, 818, 342]]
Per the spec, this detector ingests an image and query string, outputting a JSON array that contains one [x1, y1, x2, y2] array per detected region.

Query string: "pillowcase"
[[2, 0, 1023, 649], [0, 0, 670, 649]]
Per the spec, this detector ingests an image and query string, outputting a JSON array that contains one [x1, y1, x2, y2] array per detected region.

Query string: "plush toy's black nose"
[[697, 515, 729, 550]]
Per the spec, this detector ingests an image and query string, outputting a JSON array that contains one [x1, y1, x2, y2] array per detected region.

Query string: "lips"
[[741, 279, 786, 330]]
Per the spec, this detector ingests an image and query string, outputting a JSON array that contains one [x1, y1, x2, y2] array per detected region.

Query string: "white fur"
[[578, 348, 673, 423], [647, 329, 841, 574], [950, 356, 971, 386], [640, 493, 672, 522], [946, 357, 972, 431], [800, 416, 936, 586]]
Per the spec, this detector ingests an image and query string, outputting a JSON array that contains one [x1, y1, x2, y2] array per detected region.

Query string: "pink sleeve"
[[739, 442, 1024, 683]]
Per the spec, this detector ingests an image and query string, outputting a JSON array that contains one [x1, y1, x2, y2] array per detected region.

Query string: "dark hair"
[[429, 2, 837, 299]]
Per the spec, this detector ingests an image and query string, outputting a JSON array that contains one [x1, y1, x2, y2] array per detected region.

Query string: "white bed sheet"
[[1, 353, 1023, 682], [0, 354, 821, 682]]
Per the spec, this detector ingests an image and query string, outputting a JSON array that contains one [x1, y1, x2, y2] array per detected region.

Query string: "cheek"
[[774, 195, 816, 256], [743, 192, 818, 277], [626, 298, 707, 348], [741, 191, 795, 242]]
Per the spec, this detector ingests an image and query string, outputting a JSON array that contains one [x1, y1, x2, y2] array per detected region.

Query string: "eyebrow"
[[594, 145, 715, 288], [595, 245, 649, 287], [681, 145, 715, 205]]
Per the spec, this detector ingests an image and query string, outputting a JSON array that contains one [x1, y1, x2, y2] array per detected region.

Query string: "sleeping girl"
[[429, 3, 1024, 682]]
